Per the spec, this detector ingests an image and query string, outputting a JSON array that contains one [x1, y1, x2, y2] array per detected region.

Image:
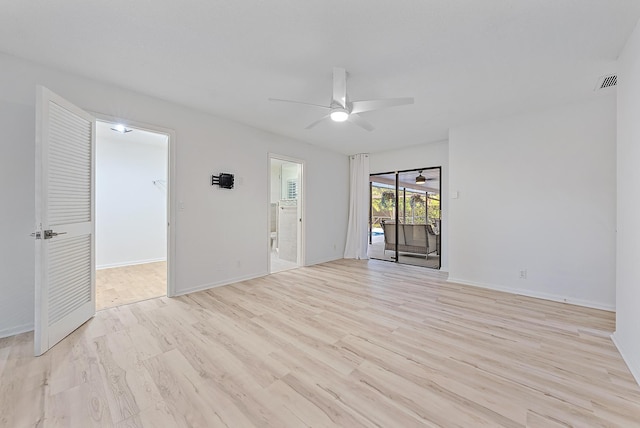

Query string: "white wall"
[[369, 140, 449, 270], [0, 98, 34, 337], [448, 96, 617, 310], [0, 52, 349, 337], [614, 19, 640, 385], [96, 131, 168, 268]]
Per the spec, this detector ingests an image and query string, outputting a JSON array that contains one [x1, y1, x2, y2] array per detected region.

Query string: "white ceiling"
[[1, 1, 638, 155], [95, 121, 168, 147]]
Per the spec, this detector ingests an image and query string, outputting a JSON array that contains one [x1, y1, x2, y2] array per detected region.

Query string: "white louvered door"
[[34, 86, 96, 356]]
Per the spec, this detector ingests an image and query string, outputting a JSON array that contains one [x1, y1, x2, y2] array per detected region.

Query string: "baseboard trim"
[[446, 277, 615, 312], [0, 322, 34, 339], [174, 256, 346, 297], [174, 271, 267, 297], [307, 255, 347, 266], [97, 257, 167, 270], [611, 333, 640, 387]]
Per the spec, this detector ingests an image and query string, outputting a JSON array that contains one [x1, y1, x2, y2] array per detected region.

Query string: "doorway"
[[269, 155, 303, 273], [94, 121, 170, 309], [368, 167, 441, 269]]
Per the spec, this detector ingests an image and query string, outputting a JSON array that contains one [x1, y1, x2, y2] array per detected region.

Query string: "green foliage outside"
[[370, 185, 440, 229]]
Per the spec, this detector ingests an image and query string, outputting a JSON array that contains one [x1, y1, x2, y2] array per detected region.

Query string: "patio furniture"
[[381, 222, 436, 256]]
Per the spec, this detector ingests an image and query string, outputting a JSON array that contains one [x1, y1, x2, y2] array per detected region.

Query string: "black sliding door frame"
[[369, 166, 442, 269]]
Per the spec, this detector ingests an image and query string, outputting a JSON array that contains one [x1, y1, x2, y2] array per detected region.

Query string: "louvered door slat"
[[35, 87, 96, 356], [47, 101, 92, 227]]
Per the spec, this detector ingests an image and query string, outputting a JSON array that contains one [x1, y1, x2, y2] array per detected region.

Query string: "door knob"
[[43, 230, 67, 240]]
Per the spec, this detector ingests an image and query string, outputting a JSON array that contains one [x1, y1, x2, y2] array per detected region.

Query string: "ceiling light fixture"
[[415, 171, 426, 184], [330, 108, 349, 122], [111, 124, 133, 133]]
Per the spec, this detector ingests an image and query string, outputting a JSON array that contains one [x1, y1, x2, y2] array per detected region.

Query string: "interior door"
[[296, 162, 303, 266], [34, 86, 96, 356]]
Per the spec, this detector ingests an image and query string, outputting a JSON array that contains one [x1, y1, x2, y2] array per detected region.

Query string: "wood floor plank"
[[142, 349, 242, 427], [261, 379, 341, 427], [93, 335, 140, 423], [280, 372, 374, 428], [96, 262, 166, 311], [270, 347, 432, 427], [45, 380, 114, 428], [0, 332, 49, 427], [1, 259, 639, 427]]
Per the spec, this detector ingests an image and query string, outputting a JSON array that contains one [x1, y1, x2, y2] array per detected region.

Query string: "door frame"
[[267, 153, 305, 273], [93, 113, 177, 297], [369, 166, 442, 269]]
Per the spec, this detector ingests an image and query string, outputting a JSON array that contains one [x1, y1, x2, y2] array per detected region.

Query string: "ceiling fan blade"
[[348, 113, 374, 131], [350, 97, 414, 114], [305, 115, 330, 130], [268, 98, 330, 109], [332, 67, 347, 108]]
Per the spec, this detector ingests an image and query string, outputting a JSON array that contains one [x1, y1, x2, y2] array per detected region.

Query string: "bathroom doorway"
[[269, 155, 304, 273]]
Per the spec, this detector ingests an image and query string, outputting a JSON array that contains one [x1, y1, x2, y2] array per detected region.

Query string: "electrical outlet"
[[519, 269, 527, 279]]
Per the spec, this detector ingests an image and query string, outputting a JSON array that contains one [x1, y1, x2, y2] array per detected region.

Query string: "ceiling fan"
[[269, 67, 414, 131], [415, 170, 435, 184]]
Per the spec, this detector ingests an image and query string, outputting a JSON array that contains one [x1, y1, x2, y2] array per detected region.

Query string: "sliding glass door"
[[369, 167, 441, 269]]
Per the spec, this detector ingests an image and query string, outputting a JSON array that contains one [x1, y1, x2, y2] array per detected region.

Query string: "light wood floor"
[[1, 259, 639, 427], [270, 249, 299, 273], [96, 262, 167, 310], [368, 235, 441, 269]]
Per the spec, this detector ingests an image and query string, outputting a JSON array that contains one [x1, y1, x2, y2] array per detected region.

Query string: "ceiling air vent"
[[595, 74, 617, 91]]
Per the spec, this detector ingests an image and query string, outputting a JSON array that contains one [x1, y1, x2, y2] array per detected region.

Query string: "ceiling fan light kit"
[[269, 67, 414, 131], [330, 108, 349, 122], [416, 171, 426, 184], [110, 124, 133, 133]]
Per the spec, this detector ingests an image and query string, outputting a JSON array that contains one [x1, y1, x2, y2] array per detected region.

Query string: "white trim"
[[446, 277, 615, 311], [91, 113, 177, 298], [268, 153, 306, 273], [174, 271, 267, 296], [96, 257, 167, 270], [0, 323, 34, 339], [181, 256, 343, 297], [304, 255, 344, 266], [611, 333, 640, 387], [298, 161, 304, 267], [267, 155, 272, 273]]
